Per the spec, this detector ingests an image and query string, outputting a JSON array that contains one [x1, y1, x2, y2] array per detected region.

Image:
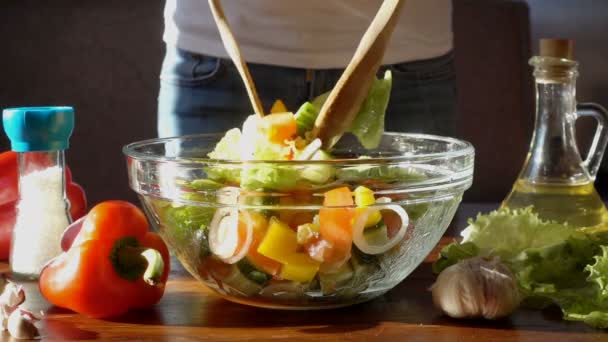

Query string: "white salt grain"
[[10, 166, 69, 277]]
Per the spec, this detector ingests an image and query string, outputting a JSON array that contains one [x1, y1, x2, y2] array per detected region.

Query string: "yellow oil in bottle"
[[501, 179, 608, 228]]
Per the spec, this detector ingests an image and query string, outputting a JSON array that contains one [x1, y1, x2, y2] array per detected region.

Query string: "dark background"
[[0, 0, 607, 206], [0, 1, 162, 205]]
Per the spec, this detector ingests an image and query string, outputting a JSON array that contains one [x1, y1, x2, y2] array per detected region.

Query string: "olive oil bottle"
[[501, 39, 608, 228]]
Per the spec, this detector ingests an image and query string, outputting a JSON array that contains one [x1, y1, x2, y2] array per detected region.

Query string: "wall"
[[527, 0, 608, 107], [0, 1, 164, 205]]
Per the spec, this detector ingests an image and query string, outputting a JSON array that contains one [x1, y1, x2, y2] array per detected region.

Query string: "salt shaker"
[[2, 106, 75, 280]]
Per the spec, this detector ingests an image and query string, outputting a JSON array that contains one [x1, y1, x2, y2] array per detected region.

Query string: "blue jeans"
[[158, 45, 457, 138]]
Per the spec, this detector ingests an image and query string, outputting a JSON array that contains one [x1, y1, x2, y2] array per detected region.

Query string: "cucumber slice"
[[363, 222, 389, 246], [237, 258, 271, 285], [299, 149, 336, 185], [342, 249, 379, 296], [318, 262, 354, 295], [176, 178, 224, 191], [405, 202, 429, 221], [222, 264, 264, 296], [351, 247, 378, 269], [294, 102, 319, 136]]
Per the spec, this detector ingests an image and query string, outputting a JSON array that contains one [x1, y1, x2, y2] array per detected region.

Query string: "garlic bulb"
[[0, 283, 25, 331], [0, 282, 43, 339], [430, 257, 520, 320], [7, 310, 41, 340]]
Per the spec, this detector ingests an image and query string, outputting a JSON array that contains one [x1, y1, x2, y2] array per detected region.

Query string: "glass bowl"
[[123, 132, 474, 309]]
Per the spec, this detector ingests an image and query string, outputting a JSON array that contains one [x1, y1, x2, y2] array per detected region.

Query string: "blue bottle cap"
[[2, 106, 75, 152]]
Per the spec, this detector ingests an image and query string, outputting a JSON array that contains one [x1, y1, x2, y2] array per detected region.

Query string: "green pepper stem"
[[141, 249, 165, 286], [116, 244, 165, 285]]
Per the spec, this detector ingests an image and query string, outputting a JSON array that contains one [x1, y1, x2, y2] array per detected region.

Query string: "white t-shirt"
[[163, 0, 453, 69]]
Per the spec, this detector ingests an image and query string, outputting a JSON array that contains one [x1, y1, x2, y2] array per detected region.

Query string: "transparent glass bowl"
[[123, 132, 474, 309]]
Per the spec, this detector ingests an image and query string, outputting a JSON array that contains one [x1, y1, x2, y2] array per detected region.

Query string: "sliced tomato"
[[318, 187, 355, 265]]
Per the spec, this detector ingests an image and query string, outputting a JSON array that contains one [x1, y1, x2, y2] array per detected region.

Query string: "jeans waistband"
[[169, 44, 454, 73]]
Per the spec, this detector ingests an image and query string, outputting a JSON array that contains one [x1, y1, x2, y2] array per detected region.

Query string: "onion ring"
[[209, 209, 253, 264], [352, 202, 409, 255]]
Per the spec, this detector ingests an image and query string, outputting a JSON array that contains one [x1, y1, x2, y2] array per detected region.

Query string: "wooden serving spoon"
[[208, 0, 265, 118], [312, 0, 405, 149]]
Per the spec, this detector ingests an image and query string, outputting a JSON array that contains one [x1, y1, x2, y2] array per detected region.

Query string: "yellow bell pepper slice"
[[260, 112, 298, 144], [257, 217, 297, 263], [270, 99, 288, 114], [280, 253, 320, 282]]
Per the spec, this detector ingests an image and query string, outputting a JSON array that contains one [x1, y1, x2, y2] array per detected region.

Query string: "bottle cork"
[[539, 38, 574, 59]]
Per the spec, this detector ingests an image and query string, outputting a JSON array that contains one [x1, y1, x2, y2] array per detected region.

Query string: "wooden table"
[[5, 203, 608, 341]]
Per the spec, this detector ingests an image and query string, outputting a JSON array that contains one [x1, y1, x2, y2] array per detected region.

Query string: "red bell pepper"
[[0, 151, 87, 260], [39, 200, 170, 318]]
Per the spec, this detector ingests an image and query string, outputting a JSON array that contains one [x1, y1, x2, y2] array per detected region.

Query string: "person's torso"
[[163, 0, 453, 69]]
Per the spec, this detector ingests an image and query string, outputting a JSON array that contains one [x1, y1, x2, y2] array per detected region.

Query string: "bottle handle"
[[576, 102, 608, 179]]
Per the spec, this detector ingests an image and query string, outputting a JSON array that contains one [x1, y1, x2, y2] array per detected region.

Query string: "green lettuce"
[[349, 70, 392, 149], [460, 207, 578, 260], [587, 246, 608, 298], [553, 247, 608, 328], [162, 204, 214, 257], [336, 164, 427, 183], [310, 70, 392, 149], [206, 128, 242, 183], [514, 236, 599, 294], [432, 241, 479, 274], [208, 128, 241, 160], [241, 164, 299, 191]]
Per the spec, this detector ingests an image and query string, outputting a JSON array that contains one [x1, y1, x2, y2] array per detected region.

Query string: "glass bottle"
[[501, 39, 608, 228], [2, 106, 75, 280]]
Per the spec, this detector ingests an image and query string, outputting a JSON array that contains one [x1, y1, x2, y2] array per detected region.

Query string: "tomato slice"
[[318, 187, 355, 265]]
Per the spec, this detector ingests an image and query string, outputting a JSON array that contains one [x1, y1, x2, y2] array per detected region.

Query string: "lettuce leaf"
[[586, 246, 608, 300], [432, 241, 479, 274], [206, 128, 243, 183], [555, 246, 608, 328], [208, 128, 242, 160], [460, 207, 578, 260], [349, 70, 392, 149], [241, 165, 299, 191], [336, 164, 427, 183], [563, 302, 608, 329], [514, 236, 600, 294], [310, 70, 392, 149]]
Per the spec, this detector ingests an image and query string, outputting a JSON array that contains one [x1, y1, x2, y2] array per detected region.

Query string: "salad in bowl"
[[124, 71, 474, 309]]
